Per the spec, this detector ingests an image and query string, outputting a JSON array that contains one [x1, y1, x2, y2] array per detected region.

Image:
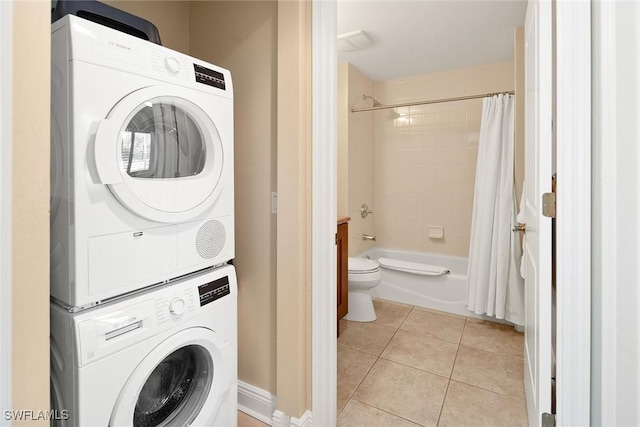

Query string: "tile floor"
[[337, 298, 528, 427], [237, 298, 528, 427]]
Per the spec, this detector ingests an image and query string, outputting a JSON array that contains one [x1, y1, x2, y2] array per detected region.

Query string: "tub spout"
[[362, 234, 377, 241]]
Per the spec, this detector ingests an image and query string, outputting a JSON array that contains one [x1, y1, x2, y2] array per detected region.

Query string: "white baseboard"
[[270, 408, 313, 427], [237, 381, 313, 427], [237, 380, 277, 425], [291, 410, 313, 427], [271, 410, 290, 427]]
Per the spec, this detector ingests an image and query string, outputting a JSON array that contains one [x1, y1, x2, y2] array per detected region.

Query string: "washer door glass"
[[120, 101, 206, 179], [134, 345, 213, 427]]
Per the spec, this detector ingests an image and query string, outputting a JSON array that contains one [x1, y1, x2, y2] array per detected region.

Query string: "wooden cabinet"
[[337, 218, 349, 336]]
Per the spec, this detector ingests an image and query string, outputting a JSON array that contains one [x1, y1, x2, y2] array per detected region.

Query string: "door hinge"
[[542, 412, 556, 427], [542, 192, 556, 218], [335, 233, 338, 245], [542, 174, 557, 218]]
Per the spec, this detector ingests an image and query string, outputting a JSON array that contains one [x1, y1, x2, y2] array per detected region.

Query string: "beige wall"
[[189, 1, 279, 396], [11, 1, 50, 423], [344, 64, 376, 256], [276, 0, 312, 416], [337, 63, 349, 217], [103, 1, 190, 53], [373, 62, 514, 257]]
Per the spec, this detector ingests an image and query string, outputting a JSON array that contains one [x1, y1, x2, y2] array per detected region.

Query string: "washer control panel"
[[71, 265, 236, 366], [198, 275, 230, 306], [155, 288, 197, 324]]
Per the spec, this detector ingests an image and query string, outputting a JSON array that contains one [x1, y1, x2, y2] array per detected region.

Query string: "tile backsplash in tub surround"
[[373, 61, 514, 257]]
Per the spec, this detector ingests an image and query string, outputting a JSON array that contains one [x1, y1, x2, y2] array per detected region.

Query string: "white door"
[[523, 0, 553, 425]]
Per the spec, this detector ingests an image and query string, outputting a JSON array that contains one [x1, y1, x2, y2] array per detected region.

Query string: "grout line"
[[348, 397, 427, 427], [435, 378, 451, 426], [447, 379, 528, 402], [435, 318, 467, 425], [377, 355, 455, 381], [396, 305, 414, 330], [379, 323, 401, 356], [348, 354, 379, 400]]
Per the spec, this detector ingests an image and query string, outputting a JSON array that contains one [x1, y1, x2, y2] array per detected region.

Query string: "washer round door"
[[109, 328, 233, 427], [94, 85, 229, 223]]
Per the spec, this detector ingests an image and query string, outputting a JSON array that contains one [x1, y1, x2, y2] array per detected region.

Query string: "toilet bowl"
[[345, 257, 382, 322]]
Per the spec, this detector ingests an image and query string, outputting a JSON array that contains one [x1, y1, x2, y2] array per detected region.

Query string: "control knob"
[[169, 297, 186, 316], [164, 57, 181, 74]]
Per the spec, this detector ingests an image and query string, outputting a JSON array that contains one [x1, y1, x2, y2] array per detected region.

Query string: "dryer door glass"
[[134, 345, 213, 427], [95, 86, 228, 222], [121, 100, 206, 179]]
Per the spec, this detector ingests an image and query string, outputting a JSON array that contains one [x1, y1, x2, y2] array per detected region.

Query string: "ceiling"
[[337, 0, 528, 81]]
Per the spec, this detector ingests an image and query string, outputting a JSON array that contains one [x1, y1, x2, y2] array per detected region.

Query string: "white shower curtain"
[[466, 94, 524, 326]]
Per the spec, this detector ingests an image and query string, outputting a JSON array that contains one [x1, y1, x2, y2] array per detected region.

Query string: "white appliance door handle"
[[94, 119, 123, 184]]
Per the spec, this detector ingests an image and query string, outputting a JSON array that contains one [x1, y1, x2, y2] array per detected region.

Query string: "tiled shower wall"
[[373, 62, 514, 257], [338, 63, 377, 256]]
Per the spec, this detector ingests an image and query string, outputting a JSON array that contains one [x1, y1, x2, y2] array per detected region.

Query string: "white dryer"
[[51, 15, 234, 309], [50, 265, 237, 427]]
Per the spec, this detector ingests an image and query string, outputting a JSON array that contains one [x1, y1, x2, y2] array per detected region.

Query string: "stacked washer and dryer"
[[50, 9, 237, 427]]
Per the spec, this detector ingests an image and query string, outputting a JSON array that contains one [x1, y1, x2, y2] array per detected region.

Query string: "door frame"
[[554, 0, 591, 425], [310, 1, 592, 426], [591, 1, 640, 425], [311, 0, 337, 425], [0, 0, 13, 419]]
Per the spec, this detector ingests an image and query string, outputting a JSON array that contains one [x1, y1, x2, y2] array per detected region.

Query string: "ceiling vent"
[[337, 30, 374, 53]]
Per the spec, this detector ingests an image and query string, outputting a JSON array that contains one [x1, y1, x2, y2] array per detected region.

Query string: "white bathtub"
[[360, 247, 476, 318]]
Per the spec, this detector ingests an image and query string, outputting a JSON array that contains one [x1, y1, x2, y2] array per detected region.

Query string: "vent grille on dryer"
[[195, 220, 226, 259]]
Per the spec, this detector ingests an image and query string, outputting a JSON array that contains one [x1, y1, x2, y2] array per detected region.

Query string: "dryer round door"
[[109, 327, 233, 427], [94, 86, 228, 223]]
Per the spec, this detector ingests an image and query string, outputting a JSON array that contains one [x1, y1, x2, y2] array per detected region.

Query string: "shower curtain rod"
[[351, 90, 515, 113]]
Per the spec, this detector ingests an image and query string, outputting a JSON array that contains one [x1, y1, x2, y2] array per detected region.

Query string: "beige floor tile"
[[353, 358, 448, 426], [438, 381, 528, 427], [338, 321, 397, 356], [339, 318, 348, 336], [372, 298, 413, 328], [338, 346, 378, 402], [461, 320, 524, 356], [338, 399, 422, 427], [338, 389, 352, 415], [238, 410, 269, 427], [452, 345, 525, 398], [399, 307, 466, 344], [381, 330, 458, 378]]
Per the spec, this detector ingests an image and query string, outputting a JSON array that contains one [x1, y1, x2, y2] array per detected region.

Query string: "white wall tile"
[[371, 61, 514, 257]]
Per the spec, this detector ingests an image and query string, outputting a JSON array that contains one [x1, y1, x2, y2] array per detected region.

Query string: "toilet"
[[345, 257, 382, 322]]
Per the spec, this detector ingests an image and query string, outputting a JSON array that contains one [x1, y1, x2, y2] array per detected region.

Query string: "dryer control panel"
[[194, 64, 226, 90]]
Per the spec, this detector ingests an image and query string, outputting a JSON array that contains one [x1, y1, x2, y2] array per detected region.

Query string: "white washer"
[[50, 15, 234, 309], [50, 265, 237, 427]]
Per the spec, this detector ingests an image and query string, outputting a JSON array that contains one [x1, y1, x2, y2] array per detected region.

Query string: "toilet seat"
[[348, 258, 380, 274]]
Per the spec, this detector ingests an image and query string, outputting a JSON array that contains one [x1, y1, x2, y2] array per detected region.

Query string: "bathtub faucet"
[[362, 234, 377, 241]]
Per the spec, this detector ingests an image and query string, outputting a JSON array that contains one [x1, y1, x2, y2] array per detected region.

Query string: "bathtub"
[[360, 247, 477, 318]]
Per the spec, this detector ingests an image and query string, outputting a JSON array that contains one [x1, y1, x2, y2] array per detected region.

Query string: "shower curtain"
[[466, 94, 524, 326]]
